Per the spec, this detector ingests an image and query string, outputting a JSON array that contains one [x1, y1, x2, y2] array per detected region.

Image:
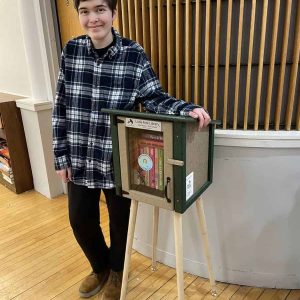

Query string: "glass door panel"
[[128, 128, 164, 197]]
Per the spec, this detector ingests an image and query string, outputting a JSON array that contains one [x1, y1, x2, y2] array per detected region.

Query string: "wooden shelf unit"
[[0, 93, 33, 193]]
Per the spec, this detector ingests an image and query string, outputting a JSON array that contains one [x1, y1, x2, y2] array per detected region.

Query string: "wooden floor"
[[0, 186, 299, 300]]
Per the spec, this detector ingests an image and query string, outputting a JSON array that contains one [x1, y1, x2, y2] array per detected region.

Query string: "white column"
[[17, 0, 63, 198]]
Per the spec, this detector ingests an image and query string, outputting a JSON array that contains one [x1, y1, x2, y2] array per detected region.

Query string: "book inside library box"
[[128, 128, 164, 198]]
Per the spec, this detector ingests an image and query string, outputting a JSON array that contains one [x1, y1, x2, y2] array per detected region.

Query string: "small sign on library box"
[[125, 118, 162, 131], [186, 172, 194, 201]]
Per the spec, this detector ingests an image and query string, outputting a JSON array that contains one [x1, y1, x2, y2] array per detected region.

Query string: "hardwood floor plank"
[[258, 288, 291, 300], [183, 277, 209, 299], [286, 290, 300, 300], [158, 272, 198, 300], [12, 255, 88, 299], [215, 284, 240, 299], [127, 262, 166, 296], [0, 187, 296, 300], [274, 289, 293, 299], [147, 274, 177, 299], [0, 228, 74, 275], [0, 218, 70, 261], [245, 287, 264, 299], [257, 289, 278, 299], [201, 281, 228, 299], [230, 285, 252, 299], [127, 265, 175, 299], [0, 242, 81, 298]]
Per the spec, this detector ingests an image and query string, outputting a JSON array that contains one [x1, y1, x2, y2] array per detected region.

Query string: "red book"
[[149, 147, 156, 189]]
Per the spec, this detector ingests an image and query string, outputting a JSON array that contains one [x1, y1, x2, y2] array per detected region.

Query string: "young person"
[[52, 0, 211, 299]]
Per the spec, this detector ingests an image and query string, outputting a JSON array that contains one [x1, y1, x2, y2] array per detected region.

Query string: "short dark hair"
[[73, 0, 117, 12]]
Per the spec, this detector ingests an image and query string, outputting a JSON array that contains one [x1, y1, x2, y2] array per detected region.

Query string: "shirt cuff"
[[179, 104, 202, 116], [54, 155, 71, 170]]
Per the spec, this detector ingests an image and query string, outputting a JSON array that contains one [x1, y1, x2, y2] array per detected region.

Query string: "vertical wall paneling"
[[116, 2, 123, 34], [158, 0, 167, 90], [167, 0, 175, 95], [134, 0, 143, 45], [264, 0, 280, 130], [185, 0, 192, 102], [254, 0, 268, 130], [285, 0, 300, 130], [223, 0, 233, 129], [233, 0, 245, 129], [121, 0, 129, 37], [55, 0, 84, 46], [150, 0, 158, 75], [127, 0, 135, 40], [213, 0, 221, 119], [176, 0, 183, 99], [274, 0, 292, 130], [194, 0, 201, 106], [204, 0, 211, 109], [77, 0, 300, 131], [243, 0, 256, 130], [142, 0, 151, 56]]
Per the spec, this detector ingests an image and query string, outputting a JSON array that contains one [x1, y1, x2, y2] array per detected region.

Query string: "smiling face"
[[78, 0, 116, 49]]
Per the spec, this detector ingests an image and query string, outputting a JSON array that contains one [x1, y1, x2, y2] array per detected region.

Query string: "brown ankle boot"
[[101, 271, 123, 300], [79, 269, 110, 298]]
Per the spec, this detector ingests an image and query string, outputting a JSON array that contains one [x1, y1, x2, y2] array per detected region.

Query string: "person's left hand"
[[188, 107, 211, 129]]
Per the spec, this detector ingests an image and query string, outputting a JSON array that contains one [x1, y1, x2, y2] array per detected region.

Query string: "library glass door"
[[117, 117, 174, 210]]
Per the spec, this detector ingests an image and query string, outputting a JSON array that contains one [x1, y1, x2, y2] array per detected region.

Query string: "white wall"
[[133, 133, 300, 289], [0, 0, 63, 198], [0, 0, 31, 96]]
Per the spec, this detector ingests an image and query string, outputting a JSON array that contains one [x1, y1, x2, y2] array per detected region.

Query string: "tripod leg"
[[196, 197, 217, 296], [151, 206, 159, 271], [120, 199, 139, 300], [174, 212, 184, 300]]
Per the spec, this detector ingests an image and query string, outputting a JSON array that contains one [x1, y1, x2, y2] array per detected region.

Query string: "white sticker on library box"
[[186, 172, 194, 201], [125, 118, 162, 131], [138, 154, 153, 171]]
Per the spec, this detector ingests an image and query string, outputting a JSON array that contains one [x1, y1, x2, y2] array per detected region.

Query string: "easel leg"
[[196, 197, 217, 296], [151, 206, 159, 271], [120, 199, 139, 300], [173, 212, 184, 300]]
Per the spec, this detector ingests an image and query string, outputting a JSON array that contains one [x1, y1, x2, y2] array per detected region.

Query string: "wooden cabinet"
[[0, 93, 33, 193]]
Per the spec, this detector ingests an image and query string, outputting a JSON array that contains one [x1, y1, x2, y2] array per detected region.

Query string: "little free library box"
[[102, 109, 219, 214]]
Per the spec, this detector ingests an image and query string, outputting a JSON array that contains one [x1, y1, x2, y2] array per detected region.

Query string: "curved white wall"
[[0, 0, 31, 96], [133, 131, 300, 289]]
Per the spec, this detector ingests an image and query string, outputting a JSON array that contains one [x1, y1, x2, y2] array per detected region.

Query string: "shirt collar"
[[86, 28, 121, 59]]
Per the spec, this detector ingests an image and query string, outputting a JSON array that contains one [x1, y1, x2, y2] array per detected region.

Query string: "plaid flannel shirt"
[[52, 29, 200, 189]]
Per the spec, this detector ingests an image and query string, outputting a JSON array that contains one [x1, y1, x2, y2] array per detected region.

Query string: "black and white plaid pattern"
[[52, 29, 199, 189]]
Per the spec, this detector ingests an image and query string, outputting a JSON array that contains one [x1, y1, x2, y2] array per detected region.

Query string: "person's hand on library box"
[[56, 167, 71, 183], [188, 107, 211, 130]]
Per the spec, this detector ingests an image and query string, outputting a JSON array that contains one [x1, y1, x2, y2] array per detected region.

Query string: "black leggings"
[[67, 182, 131, 273]]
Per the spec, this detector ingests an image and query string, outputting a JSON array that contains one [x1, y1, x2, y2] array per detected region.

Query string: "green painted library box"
[[102, 109, 219, 214]]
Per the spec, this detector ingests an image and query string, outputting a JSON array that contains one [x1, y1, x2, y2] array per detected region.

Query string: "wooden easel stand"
[[120, 197, 217, 299]]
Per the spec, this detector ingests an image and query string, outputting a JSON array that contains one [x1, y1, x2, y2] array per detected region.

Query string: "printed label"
[[186, 172, 194, 201], [125, 118, 162, 131]]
